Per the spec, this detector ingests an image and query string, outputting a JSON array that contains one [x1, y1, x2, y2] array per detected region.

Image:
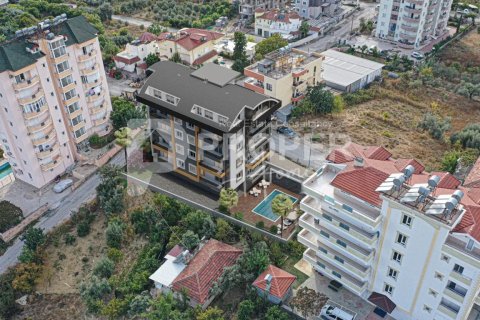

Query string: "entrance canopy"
[[368, 292, 396, 314]]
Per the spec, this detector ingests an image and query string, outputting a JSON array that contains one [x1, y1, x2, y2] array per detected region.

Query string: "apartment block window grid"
[[396, 233, 408, 246], [392, 251, 403, 263], [401, 214, 413, 227], [384, 283, 394, 295]]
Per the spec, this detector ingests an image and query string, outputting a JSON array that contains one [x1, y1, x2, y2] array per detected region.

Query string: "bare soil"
[[439, 30, 480, 68]]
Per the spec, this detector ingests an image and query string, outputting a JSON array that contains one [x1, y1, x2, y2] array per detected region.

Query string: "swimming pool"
[[252, 189, 298, 222], [0, 163, 12, 179]]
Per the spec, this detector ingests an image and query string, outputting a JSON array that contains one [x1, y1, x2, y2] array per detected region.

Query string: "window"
[[176, 159, 185, 169], [60, 75, 73, 87], [175, 144, 184, 155], [186, 122, 195, 130], [71, 115, 84, 126], [384, 283, 394, 295], [187, 135, 195, 145], [336, 239, 347, 248], [320, 230, 329, 238], [188, 149, 196, 160], [334, 256, 344, 264], [175, 129, 183, 140], [236, 171, 243, 182], [339, 222, 350, 231], [396, 233, 408, 246], [332, 271, 341, 279], [319, 247, 327, 254], [74, 127, 86, 138], [392, 251, 403, 263], [218, 116, 228, 126], [428, 289, 438, 297], [401, 214, 413, 227], [236, 157, 243, 168], [194, 105, 203, 115], [387, 267, 398, 280], [237, 141, 243, 151], [204, 110, 214, 120], [266, 83, 272, 91], [453, 264, 464, 275], [166, 94, 176, 105], [56, 60, 70, 73], [423, 305, 432, 313], [466, 239, 475, 251], [323, 214, 332, 221], [49, 38, 66, 58], [67, 102, 80, 114], [188, 164, 197, 175], [174, 117, 182, 125]]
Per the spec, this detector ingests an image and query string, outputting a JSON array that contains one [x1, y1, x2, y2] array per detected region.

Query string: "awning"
[[368, 292, 396, 314]]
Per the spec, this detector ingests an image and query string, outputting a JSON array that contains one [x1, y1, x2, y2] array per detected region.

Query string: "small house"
[[252, 264, 296, 304]]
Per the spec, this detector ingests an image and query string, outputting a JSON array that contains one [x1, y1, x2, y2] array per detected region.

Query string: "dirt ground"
[[300, 81, 480, 170], [12, 294, 86, 320], [439, 29, 480, 68]]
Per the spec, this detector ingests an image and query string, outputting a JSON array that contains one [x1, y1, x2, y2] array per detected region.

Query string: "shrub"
[[0, 201, 23, 233], [342, 89, 376, 106], [418, 113, 451, 140], [451, 124, 480, 150], [93, 257, 115, 279], [255, 221, 265, 229], [106, 220, 125, 249], [269, 225, 278, 234], [107, 248, 124, 263], [64, 234, 76, 245], [237, 300, 255, 320], [77, 221, 91, 237], [181, 230, 199, 251]]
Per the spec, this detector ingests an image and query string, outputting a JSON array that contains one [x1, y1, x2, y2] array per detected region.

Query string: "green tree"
[[170, 52, 181, 63], [265, 306, 290, 320], [147, 24, 166, 35], [110, 98, 145, 130], [181, 230, 200, 251], [291, 286, 329, 318], [98, 3, 113, 22], [12, 263, 42, 293], [219, 188, 238, 212], [145, 53, 160, 67], [106, 220, 125, 249], [182, 210, 215, 238], [271, 194, 293, 237], [232, 31, 249, 72], [237, 300, 255, 320], [215, 218, 235, 243], [0, 270, 16, 318], [255, 34, 288, 59], [451, 124, 480, 150], [21, 227, 45, 251], [306, 84, 334, 115], [97, 165, 126, 215], [0, 200, 22, 233], [418, 113, 451, 140], [456, 81, 480, 100], [80, 275, 112, 313], [196, 307, 224, 320], [93, 257, 115, 279], [332, 95, 345, 113], [115, 127, 133, 171], [242, 241, 271, 279], [299, 21, 310, 39]]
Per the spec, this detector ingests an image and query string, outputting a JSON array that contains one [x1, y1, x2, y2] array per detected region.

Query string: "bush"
[[0, 201, 23, 233], [77, 221, 91, 237], [342, 89, 376, 106], [93, 257, 115, 279], [107, 248, 124, 263], [255, 221, 265, 229], [269, 225, 278, 234], [451, 124, 480, 149], [106, 220, 125, 249], [237, 300, 255, 320], [64, 234, 76, 245], [418, 113, 451, 140]]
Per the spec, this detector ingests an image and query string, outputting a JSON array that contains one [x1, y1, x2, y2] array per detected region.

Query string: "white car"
[[320, 305, 355, 320], [53, 179, 73, 193], [410, 51, 424, 59]]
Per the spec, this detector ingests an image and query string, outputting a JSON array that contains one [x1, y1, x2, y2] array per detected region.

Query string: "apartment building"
[[136, 61, 280, 193], [0, 15, 112, 188], [254, 9, 302, 39], [239, 0, 287, 19], [244, 48, 324, 107], [157, 29, 224, 66], [294, 0, 341, 19], [375, 0, 452, 48], [114, 32, 159, 74], [298, 143, 480, 320]]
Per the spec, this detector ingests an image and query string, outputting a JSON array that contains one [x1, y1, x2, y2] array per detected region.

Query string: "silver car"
[[53, 179, 73, 193]]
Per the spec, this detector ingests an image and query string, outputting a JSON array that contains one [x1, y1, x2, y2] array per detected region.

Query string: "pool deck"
[[230, 183, 303, 238]]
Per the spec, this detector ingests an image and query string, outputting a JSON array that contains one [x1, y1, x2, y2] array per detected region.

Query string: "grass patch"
[[282, 256, 309, 289]]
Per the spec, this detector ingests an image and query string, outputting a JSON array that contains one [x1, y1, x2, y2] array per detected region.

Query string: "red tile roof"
[[167, 244, 184, 258], [172, 239, 242, 304], [465, 157, 480, 188], [252, 265, 296, 299], [139, 32, 157, 43], [394, 158, 425, 174], [113, 55, 141, 65], [326, 149, 354, 163], [170, 28, 224, 51], [257, 9, 301, 23], [192, 50, 218, 66], [364, 146, 392, 161]]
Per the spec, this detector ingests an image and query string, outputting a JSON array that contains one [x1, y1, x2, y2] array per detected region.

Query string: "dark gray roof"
[[190, 63, 240, 87], [138, 61, 277, 132], [0, 15, 97, 72]]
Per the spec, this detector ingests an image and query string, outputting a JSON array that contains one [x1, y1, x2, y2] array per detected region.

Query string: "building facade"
[[375, 0, 452, 48], [114, 32, 159, 74], [239, 0, 287, 19], [0, 15, 112, 188], [254, 9, 302, 39], [294, 0, 341, 19], [298, 143, 480, 320], [244, 48, 324, 107], [137, 62, 280, 194]]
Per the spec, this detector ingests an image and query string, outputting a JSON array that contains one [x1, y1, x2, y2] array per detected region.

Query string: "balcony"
[[246, 150, 269, 170], [26, 119, 53, 135], [437, 302, 459, 319], [36, 144, 60, 160], [13, 75, 40, 91], [83, 78, 101, 90], [292, 67, 308, 78], [61, 82, 76, 93], [81, 63, 99, 76], [200, 160, 226, 178], [248, 134, 268, 151], [401, 24, 418, 32], [293, 80, 308, 92], [31, 131, 57, 146], [57, 68, 73, 79], [404, 6, 422, 14], [18, 89, 44, 105], [402, 15, 420, 23], [23, 105, 49, 120], [443, 287, 466, 304], [450, 270, 472, 287], [89, 103, 106, 115], [93, 117, 109, 127], [86, 92, 104, 104], [409, 0, 424, 5], [244, 78, 265, 94], [40, 155, 61, 172], [91, 109, 108, 121], [78, 49, 97, 62], [67, 108, 83, 120], [291, 93, 305, 103]]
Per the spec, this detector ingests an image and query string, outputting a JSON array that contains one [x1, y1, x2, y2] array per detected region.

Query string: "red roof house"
[[252, 265, 296, 304], [171, 239, 242, 307]]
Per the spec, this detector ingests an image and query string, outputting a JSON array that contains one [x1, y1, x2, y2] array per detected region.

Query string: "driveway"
[[0, 152, 125, 274]]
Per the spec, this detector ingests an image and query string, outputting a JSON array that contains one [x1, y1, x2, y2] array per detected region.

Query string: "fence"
[[125, 173, 291, 243]]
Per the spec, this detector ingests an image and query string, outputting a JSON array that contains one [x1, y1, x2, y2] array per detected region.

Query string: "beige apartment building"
[[0, 15, 112, 189], [244, 48, 324, 107]]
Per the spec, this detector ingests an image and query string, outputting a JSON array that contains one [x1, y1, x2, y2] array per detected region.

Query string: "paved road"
[[298, 2, 378, 52], [112, 15, 178, 33], [0, 153, 125, 274]]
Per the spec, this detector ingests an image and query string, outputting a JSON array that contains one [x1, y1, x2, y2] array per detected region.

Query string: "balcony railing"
[[438, 302, 459, 319], [443, 287, 466, 304], [450, 270, 472, 286], [81, 63, 99, 76], [40, 155, 61, 171], [93, 117, 109, 127], [23, 105, 49, 120], [18, 89, 44, 105], [36, 143, 60, 160], [13, 75, 40, 91], [78, 49, 97, 62], [31, 131, 57, 146], [26, 118, 53, 135]]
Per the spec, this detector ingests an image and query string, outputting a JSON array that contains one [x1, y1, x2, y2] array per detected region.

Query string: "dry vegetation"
[[439, 29, 480, 68]]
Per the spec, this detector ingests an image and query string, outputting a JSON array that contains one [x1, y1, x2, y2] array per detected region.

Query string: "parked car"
[[320, 304, 355, 320], [53, 179, 73, 193], [276, 126, 296, 137], [410, 51, 424, 59]]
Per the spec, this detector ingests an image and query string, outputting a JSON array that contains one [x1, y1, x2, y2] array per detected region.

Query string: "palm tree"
[[115, 127, 133, 171], [271, 194, 293, 238], [219, 188, 238, 212]]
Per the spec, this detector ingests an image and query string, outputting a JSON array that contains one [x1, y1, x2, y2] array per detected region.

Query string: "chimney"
[[354, 157, 364, 168]]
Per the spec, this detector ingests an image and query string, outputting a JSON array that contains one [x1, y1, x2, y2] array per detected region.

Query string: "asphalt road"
[[298, 2, 378, 52], [0, 152, 125, 274]]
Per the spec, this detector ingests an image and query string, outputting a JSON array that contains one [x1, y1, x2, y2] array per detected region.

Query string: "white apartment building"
[[114, 32, 159, 74], [254, 9, 302, 39], [298, 143, 480, 320], [239, 0, 287, 19], [0, 15, 112, 188], [375, 0, 452, 48], [294, 0, 341, 19]]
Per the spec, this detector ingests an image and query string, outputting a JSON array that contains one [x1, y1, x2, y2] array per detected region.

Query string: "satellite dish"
[[403, 164, 415, 179], [428, 175, 440, 189], [452, 190, 464, 202]]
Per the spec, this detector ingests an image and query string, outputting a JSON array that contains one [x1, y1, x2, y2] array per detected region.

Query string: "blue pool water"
[[252, 189, 298, 222], [0, 163, 12, 179]]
